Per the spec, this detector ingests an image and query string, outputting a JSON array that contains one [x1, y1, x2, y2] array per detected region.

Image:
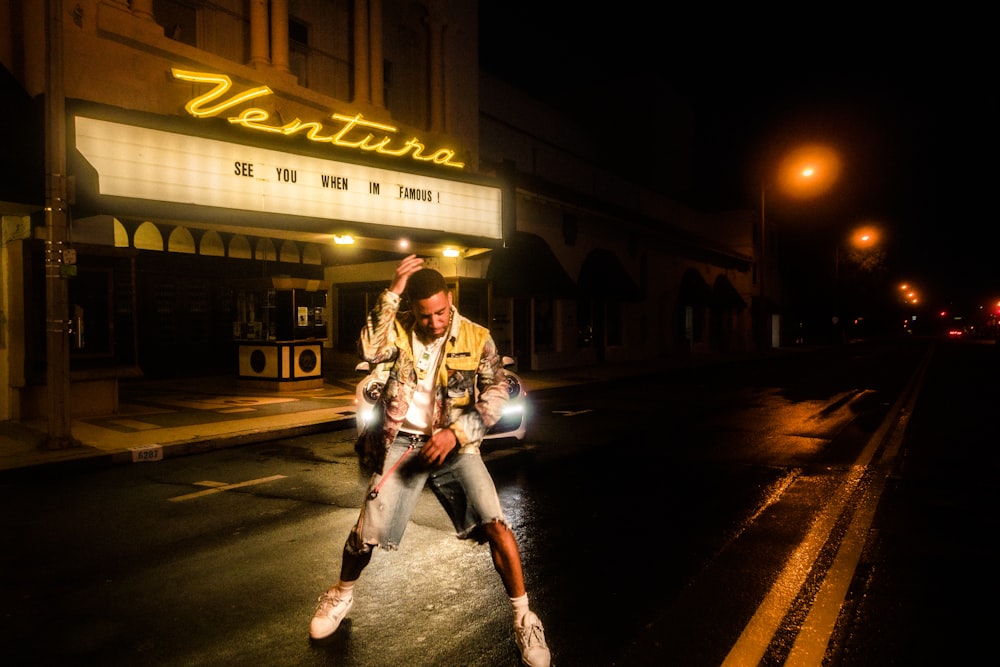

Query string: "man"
[[310, 255, 550, 667]]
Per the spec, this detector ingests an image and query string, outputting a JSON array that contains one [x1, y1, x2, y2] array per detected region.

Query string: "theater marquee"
[[73, 115, 503, 240]]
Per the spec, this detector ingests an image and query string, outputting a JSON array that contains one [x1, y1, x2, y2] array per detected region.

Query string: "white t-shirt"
[[402, 332, 445, 433]]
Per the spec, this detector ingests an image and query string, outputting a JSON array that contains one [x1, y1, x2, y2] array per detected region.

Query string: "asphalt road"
[[1, 337, 993, 665]]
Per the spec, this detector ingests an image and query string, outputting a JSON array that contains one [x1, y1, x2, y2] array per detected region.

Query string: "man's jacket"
[[354, 289, 510, 473]]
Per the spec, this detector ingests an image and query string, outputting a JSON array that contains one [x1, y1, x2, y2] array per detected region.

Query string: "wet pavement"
[[0, 358, 640, 475], [1, 341, 994, 664]]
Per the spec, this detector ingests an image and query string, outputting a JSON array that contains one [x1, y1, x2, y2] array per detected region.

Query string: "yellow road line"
[[783, 354, 925, 666], [722, 345, 932, 666]]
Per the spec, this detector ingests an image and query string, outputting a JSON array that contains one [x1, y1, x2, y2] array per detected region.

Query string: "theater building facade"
[[0, 1, 773, 440]]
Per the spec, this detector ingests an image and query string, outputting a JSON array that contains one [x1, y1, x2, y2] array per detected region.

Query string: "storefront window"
[[66, 253, 139, 371], [337, 284, 385, 352], [69, 266, 113, 358]]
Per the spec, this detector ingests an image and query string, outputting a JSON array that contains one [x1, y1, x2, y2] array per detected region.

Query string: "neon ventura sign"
[[172, 68, 465, 169]]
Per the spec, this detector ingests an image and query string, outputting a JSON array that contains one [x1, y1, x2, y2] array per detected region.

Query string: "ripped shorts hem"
[[457, 516, 510, 543], [346, 532, 399, 555]]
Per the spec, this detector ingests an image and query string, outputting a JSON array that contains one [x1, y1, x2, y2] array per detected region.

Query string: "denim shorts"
[[348, 436, 508, 553]]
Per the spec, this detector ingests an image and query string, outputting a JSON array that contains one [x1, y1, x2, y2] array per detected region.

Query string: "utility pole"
[[759, 185, 769, 351], [43, 0, 76, 449]]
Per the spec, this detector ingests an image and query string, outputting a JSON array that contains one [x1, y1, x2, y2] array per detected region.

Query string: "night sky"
[[479, 6, 996, 316]]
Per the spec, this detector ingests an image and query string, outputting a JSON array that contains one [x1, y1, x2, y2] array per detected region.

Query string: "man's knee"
[[479, 518, 513, 542], [346, 531, 375, 556]]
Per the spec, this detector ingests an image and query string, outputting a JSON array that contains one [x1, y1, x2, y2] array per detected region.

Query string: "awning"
[[0, 64, 43, 210], [711, 275, 747, 310], [578, 248, 642, 302], [678, 268, 710, 306], [486, 231, 577, 298]]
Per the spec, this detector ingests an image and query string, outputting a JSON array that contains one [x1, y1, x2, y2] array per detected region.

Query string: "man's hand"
[[389, 254, 424, 295], [419, 428, 459, 467]]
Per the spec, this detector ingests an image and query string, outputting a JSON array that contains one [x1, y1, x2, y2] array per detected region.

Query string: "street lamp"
[[759, 143, 841, 349], [776, 144, 841, 200], [833, 225, 882, 341], [899, 283, 919, 306], [836, 225, 881, 283]]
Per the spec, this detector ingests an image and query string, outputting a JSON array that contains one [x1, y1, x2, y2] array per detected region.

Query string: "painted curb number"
[[130, 445, 163, 463]]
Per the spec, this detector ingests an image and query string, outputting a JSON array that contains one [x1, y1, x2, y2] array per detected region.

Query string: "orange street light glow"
[[777, 143, 841, 199], [851, 225, 880, 248]]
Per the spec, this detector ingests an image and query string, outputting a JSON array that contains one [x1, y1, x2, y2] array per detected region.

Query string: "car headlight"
[[362, 379, 384, 403], [505, 373, 522, 398], [357, 406, 374, 426], [500, 402, 523, 417]]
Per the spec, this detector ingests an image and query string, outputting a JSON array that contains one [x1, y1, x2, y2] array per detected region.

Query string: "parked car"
[[354, 357, 527, 441]]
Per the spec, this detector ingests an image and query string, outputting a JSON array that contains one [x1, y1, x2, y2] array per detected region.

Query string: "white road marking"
[[168, 475, 287, 502]]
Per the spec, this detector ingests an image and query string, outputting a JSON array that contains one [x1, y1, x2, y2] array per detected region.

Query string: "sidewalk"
[[0, 377, 356, 475], [0, 357, 681, 476]]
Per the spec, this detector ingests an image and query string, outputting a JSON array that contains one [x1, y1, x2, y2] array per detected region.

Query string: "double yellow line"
[[723, 345, 932, 666]]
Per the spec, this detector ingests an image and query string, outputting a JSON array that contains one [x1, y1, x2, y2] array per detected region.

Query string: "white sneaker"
[[515, 611, 550, 667], [309, 588, 354, 639]]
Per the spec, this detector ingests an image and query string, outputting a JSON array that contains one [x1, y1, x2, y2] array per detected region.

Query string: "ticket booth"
[[233, 277, 328, 390]]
